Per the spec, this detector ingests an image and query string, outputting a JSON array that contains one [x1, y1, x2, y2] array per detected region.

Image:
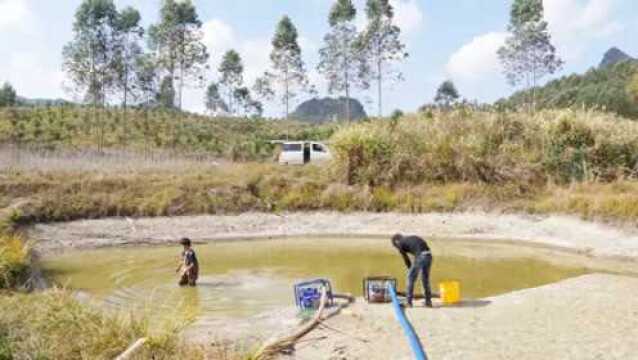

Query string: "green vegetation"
[[499, 61, 638, 118], [0, 107, 335, 160]]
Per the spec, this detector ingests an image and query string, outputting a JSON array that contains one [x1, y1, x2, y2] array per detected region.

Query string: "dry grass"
[[0, 146, 222, 174], [0, 289, 248, 360], [331, 109, 638, 186], [2, 157, 638, 226], [0, 234, 29, 289]]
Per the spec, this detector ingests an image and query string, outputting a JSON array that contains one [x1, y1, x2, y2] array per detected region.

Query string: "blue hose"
[[389, 285, 428, 360]]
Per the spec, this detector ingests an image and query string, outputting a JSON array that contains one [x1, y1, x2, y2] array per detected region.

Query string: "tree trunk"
[[285, 68, 290, 120], [377, 56, 383, 118], [344, 55, 351, 122]]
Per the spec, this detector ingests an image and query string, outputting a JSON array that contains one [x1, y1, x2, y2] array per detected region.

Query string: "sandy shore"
[[29, 212, 638, 359], [29, 212, 638, 259], [292, 273, 638, 360]]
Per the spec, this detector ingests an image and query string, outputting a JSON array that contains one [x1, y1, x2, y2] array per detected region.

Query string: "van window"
[[312, 144, 325, 152], [283, 143, 302, 152]]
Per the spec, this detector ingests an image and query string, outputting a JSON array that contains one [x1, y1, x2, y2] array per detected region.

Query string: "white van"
[[277, 141, 332, 165]]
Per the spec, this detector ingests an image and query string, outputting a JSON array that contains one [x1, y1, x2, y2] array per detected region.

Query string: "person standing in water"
[[392, 233, 433, 308], [176, 237, 199, 287]]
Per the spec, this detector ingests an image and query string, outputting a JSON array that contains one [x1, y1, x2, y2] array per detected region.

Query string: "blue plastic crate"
[[294, 278, 334, 310]]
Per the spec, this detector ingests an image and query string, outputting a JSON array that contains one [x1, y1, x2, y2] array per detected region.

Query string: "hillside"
[[0, 107, 335, 160], [17, 97, 72, 107], [292, 97, 367, 123], [497, 48, 638, 118]]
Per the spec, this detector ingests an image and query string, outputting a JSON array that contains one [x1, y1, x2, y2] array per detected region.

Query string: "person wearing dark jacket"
[[176, 237, 199, 286], [392, 233, 433, 307]]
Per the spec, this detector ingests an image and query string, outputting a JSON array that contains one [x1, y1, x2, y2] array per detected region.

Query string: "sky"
[[1, 0, 637, 117]]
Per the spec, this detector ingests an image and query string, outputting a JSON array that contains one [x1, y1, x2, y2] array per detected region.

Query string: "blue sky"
[[1, 0, 636, 117]]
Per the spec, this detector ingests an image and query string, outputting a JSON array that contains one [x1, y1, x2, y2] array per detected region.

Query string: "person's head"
[[179, 237, 192, 249], [391, 233, 403, 249]]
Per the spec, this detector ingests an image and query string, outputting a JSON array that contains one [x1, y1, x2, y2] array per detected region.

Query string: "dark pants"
[[179, 267, 198, 287], [406, 252, 433, 305]]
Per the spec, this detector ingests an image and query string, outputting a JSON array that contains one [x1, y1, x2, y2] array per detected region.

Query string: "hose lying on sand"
[[253, 288, 355, 360], [389, 285, 428, 360]]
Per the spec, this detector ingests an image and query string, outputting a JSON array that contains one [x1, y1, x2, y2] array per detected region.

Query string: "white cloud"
[[446, 32, 507, 81], [443, 32, 509, 102], [391, 0, 424, 35], [353, 0, 424, 36], [544, 0, 622, 60], [202, 19, 236, 58], [202, 19, 271, 85], [442, 0, 624, 102], [6, 51, 65, 99], [0, 0, 29, 30], [183, 19, 273, 113]]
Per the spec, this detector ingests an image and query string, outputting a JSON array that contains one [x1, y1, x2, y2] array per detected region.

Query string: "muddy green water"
[[42, 237, 590, 318]]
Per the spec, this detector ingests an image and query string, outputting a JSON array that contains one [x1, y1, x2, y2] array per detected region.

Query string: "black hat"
[[179, 237, 192, 246]]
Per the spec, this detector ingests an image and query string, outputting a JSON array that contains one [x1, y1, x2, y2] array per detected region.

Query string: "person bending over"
[[176, 237, 199, 287], [392, 233, 433, 308]]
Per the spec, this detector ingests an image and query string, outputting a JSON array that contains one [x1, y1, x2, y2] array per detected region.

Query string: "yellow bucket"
[[439, 280, 461, 305]]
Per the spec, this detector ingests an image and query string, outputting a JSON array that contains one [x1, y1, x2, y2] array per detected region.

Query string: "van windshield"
[[283, 143, 302, 152]]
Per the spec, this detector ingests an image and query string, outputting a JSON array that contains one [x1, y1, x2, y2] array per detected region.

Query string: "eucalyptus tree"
[[497, 0, 563, 112], [0, 82, 17, 107], [62, 0, 121, 151], [149, 0, 209, 110], [218, 50, 244, 114], [318, 0, 365, 121], [158, 76, 176, 109], [358, 0, 407, 117], [204, 82, 228, 115], [434, 80, 460, 109], [114, 6, 144, 109], [62, 0, 120, 106], [134, 53, 162, 107], [233, 87, 263, 117], [254, 16, 312, 119]]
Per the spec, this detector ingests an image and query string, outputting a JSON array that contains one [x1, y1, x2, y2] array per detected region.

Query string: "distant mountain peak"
[[292, 97, 367, 123], [599, 47, 634, 68]]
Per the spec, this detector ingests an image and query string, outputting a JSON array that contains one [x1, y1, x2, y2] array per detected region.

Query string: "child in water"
[[176, 237, 199, 286]]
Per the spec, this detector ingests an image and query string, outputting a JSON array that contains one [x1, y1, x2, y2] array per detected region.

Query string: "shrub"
[[0, 234, 29, 289], [330, 109, 638, 186]]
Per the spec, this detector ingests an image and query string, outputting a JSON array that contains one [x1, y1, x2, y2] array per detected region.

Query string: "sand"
[[28, 212, 638, 259], [292, 274, 638, 360]]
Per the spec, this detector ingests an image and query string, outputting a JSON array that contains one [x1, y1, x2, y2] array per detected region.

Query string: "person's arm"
[[400, 250, 412, 269], [176, 253, 185, 273]]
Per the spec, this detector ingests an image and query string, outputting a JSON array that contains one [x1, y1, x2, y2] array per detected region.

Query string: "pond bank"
[[29, 212, 638, 260], [29, 212, 638, 359]]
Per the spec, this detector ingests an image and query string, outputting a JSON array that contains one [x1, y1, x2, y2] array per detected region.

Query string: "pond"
[[42, 237, 591, 318]]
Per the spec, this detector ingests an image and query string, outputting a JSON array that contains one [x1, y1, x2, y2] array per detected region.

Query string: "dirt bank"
[[29, 212, 638, 260]]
